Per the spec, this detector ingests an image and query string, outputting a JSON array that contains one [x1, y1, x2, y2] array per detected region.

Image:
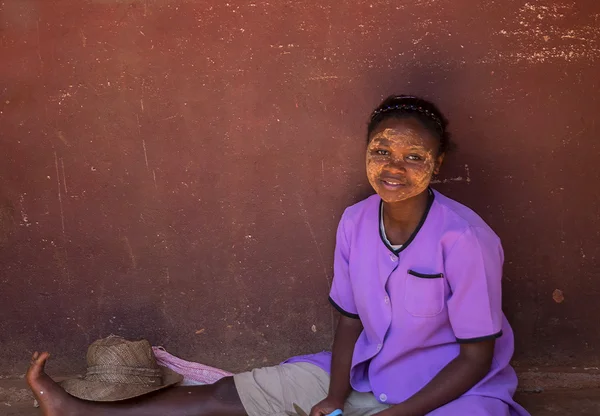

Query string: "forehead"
[[369, 117, 439, 149]]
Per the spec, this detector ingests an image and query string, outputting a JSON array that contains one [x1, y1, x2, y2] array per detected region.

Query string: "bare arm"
[[310, 314, 363, 416], [379, 340, 495, 416], [329, 314, 363, 400]]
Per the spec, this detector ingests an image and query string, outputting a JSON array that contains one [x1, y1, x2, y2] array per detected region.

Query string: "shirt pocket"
[[404, 270, 445, 317]]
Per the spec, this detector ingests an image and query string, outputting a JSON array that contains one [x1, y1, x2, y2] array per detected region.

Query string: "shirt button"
[[384, 296, 390, 304], [379, 393, 388, 402], [389, 253, 396, 261], [376, 343, 382, 352]]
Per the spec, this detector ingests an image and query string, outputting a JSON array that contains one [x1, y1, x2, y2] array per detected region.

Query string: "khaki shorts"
[[233, 362, 390, 416]]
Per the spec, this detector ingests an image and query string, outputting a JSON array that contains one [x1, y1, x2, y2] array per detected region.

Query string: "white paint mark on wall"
[[487, 2, 600, 64], [308, 75, 341, 81], [431, 164, 471, 184], [19, 194, 30, 227], [412, 32, 430, 45], [79, 29, 87, 47]]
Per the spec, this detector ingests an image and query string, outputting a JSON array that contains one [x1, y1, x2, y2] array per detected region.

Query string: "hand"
[[309, 395, 345, 416]]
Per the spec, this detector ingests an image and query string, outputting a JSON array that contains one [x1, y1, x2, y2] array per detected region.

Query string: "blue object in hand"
[[326, 410, 343, 416]]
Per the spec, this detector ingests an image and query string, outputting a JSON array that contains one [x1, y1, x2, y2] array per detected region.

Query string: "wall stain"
[[553, 289, 565, 304]]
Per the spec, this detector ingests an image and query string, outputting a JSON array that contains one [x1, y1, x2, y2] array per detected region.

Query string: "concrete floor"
[[515, 389, 600, 415], [2, 378, 600, 415]]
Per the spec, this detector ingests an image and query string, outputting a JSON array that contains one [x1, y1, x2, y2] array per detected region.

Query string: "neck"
[[382, 189, 430, 232]]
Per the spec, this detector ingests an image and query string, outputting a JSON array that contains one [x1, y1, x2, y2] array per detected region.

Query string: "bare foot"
[[26, 351, 86, 416]]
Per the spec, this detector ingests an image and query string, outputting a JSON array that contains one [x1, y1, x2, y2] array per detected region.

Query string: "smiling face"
[[366, 117, 444, 203]]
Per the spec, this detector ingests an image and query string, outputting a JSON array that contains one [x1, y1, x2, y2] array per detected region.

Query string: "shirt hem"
[[456, 330, 503, 344], [328, 296, 360, 319]]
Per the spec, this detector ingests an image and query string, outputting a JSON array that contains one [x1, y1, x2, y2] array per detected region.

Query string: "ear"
[[433, 153, 445, 175]]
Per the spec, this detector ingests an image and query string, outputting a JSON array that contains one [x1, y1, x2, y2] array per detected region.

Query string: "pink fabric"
[[152, 346, 233, 384]]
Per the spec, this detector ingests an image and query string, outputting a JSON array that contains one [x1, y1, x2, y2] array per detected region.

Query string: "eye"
[[376, 149, 390, 156], [406, 154, 423, 161]]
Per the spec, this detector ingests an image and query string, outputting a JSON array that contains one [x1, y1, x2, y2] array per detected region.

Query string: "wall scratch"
[[36, 20, 43, 71], [60, 158, 68, 195], [142, 139, 149, 171], [54, 152, 65, 236], [296, 193, 335, 338], [56, 131, 69, 146], [296, 193, 328, 283], [122, 236, 137, 268]]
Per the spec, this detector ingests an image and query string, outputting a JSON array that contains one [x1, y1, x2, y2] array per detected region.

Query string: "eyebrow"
[[371, 139, 427, 151], [371, 138, 392, 146]]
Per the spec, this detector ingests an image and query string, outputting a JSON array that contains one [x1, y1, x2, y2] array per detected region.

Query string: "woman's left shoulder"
[[432, 189, 499, 237]]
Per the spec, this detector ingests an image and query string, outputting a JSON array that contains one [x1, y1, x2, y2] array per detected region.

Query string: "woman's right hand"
[[309, 395, 345, 416]]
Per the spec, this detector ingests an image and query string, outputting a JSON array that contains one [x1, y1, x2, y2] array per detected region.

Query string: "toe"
[[36, 352, 50, 367], [27, 352, 50, 381]]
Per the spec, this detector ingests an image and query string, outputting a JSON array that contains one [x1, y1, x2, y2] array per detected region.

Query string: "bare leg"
[[26, 351, 247, 416]]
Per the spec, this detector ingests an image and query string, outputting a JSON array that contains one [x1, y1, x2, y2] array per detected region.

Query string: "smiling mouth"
[[380, 178, 407, 188]]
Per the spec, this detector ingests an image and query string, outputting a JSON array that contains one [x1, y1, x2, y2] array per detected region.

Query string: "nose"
[[386, 157, 407, 173]]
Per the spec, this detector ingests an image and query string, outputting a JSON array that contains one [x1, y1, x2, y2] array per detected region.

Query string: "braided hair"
[[367, 95, 452, 154]]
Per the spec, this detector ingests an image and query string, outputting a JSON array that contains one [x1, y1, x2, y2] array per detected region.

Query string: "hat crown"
[[87, 336, 157, 367], [85, 336, 162, 385]]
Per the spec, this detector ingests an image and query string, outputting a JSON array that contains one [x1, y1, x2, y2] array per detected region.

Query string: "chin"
[[376, 187, 425, 203]]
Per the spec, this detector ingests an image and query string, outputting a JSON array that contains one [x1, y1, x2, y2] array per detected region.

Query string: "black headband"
[[371, 103, 444, 132]]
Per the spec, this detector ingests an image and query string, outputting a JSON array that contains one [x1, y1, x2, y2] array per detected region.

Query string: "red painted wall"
[[1, 0, 599, 376]]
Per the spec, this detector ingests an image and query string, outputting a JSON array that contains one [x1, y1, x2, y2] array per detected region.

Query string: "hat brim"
[[60, 365, 183, 402]]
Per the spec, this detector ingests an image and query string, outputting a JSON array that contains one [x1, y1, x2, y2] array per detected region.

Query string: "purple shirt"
[[286, 189, 528, 415]]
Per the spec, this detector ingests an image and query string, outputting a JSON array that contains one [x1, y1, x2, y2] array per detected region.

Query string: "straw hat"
[[60, 335, 183, 401]]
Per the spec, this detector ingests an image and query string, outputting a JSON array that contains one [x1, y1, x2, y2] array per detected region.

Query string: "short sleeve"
[[328, 210, 359, 319], [445, 226, 504, 343]]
